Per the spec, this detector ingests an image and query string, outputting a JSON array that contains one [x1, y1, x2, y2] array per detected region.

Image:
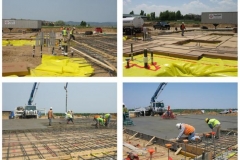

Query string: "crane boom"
[[28, 82, 38, 105], [151, 83, 167, 103], [64, 82, 68, 90]]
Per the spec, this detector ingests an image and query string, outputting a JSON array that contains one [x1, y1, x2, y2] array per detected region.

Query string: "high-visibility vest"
[[104, 114, 110, 118], [183, 124, 195, 135], [70, 29, 74, 35], [62, 30, 67, 36], [208, 119, 220, 127], [67, 113, 72, 118]]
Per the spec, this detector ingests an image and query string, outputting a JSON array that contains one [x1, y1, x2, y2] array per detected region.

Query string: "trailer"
[[2, 19, 42, 32], [201, 12, 237, 29], [123, 17, 144, 35]]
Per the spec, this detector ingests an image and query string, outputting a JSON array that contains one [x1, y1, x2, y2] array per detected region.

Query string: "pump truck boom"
[[135, 83, 167, 116]]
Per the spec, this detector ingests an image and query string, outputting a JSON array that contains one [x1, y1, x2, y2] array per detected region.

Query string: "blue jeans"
[[48, 118, 52, 126], [188, 131, 200, 141]]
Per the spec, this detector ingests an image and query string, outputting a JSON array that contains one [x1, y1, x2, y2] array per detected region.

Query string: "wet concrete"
[[124, 114, 237, 139]]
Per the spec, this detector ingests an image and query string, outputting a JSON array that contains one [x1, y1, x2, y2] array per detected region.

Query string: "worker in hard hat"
[[66, 110, 74, 124], [69, 27, 76, 40], [167, 105, 171, 117], [176, 123, 201, 142], [205, 118, 221, 139], [62, 27, 68, 41], [93, 116, 105, 128], [48, 107, 54, 126], [103, 113, 111, 127]]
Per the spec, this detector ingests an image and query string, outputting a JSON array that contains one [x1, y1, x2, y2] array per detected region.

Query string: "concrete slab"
[[124, 114, 237, 139]]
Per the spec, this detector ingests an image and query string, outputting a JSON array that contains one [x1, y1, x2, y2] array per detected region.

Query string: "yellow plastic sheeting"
[[28, 54, 94, 77], [2, 40, 35, 46], [123, 54, 237, 77]]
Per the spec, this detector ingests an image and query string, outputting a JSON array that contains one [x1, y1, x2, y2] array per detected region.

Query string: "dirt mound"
[[181, 109, 203, 114]]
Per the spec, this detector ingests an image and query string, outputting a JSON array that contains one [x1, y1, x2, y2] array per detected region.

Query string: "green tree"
[[80, 21, 87, 26], [176, 10, 182, 20], [55, 20, 65, 26], [147, 14, 151, 20], [150, 12, 155, 20], [129, 10, 134, 15], [140, 10, 144, 16]]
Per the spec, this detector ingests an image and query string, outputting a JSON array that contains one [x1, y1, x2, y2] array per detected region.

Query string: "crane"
[[64, 83, 68, 112], [28, 82, 39, 105], [151, 83, 167, 104]]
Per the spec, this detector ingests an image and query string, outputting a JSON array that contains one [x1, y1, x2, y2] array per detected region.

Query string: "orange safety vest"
[[183, 124, 194, 135]]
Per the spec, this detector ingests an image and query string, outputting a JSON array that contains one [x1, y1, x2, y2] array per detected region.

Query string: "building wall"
[[2, 19, 42, 29]]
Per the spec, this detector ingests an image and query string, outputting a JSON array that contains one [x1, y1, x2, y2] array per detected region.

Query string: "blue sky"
[[123, 83, 237, 109], [2, 0, 117, 22], [123, 0, 237, 15], [2, 83, 117, 113]]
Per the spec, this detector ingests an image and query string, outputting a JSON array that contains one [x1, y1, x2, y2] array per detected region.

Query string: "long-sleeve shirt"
[[177, 124, 186, 138]]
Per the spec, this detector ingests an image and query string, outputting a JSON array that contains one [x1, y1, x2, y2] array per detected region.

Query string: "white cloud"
[[123, 0, 237, 16], [123, 0, 131, 6]]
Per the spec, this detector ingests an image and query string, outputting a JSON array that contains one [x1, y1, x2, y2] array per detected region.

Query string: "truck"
[[135, 83, 167, 116], [123, 17, 144, 35], [153, 22, 170, 30]]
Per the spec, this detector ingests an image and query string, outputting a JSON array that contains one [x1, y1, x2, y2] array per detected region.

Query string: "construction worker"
[[66, 111, 74, 124], [103, 113, 111, 127], [48, 107, 54, 126], [62, 27, 68, 42], [176, 123, 201, 142], [93, 116, 105, 128], [69, 27, 76, 40], [123, 103, 128, 121], [205, 118, 221, 139], [167, 105, 171, 117]]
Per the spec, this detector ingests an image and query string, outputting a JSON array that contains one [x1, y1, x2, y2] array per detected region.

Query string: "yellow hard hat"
[[205, 118, 209, 123]]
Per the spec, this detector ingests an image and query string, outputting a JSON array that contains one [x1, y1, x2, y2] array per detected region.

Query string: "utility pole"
[[64, 83, 68, 112]]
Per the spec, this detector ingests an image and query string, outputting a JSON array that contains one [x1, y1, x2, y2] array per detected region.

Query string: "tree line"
[[129, 10, 201, 21], [42, 20, 90, 27]]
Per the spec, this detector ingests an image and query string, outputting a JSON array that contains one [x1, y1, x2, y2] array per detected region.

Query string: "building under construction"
[[2, 117, 117, 160]]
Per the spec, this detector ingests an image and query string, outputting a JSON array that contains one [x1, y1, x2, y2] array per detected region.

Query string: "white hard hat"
[[50, 107, 52, 109], [182, 22, 184, 24], [73, 27, 76, 29], [176, 123, 181, 129]]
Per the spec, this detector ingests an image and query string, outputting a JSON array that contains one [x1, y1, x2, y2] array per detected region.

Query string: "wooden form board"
[[2, 62, 29, 76]]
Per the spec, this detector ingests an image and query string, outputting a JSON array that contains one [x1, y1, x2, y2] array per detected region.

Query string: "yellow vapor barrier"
[[28, 54, 94, 77], [123, 54, 237, 77], [2, 40, 35, 46]]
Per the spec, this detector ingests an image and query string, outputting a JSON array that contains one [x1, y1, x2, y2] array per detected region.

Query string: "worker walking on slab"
[[62, 27, 68, 42], [69, 27, 76, 40], [180, 22, 186, 36], [66, 111, 74, 124], [205, 118, 221, 139], [176, 123, 201, 142], [94, 116, 105, 128], [103, 113, 111, 127], [48, 107, 54, 126]]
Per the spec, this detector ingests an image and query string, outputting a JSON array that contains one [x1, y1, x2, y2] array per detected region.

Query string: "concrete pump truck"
[[135, 83, 167, 116]]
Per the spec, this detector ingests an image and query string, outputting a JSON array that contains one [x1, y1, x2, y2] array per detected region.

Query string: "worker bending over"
[[66, 111, 74, 124], [176, 123, 201, 142], [104, 113, 111, 127], [205, 118, 221, 139], [94, 116, 105, 128]]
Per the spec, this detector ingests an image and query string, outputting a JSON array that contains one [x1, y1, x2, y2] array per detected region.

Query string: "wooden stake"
[[145, 136, 155, 147]]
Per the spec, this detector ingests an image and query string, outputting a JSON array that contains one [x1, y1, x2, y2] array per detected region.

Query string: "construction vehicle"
[[123, 17, 144, 35], [135, 83, 167, 116], [22, 83, 41, 118]]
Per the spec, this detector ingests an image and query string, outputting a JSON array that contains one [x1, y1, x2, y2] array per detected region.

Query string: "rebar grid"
[[3, 127, 116, 160]]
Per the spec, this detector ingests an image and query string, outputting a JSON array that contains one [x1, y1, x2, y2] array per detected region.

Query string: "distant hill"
[[65, 21, 117, 27]]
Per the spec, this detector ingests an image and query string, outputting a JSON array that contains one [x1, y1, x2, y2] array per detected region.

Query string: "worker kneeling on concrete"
[[205, 118, 221, 139], [93, 116, 105, 128], [66, 111, 74, 124], [103, 113, 111, 127], [176, 123, 201, 142]]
